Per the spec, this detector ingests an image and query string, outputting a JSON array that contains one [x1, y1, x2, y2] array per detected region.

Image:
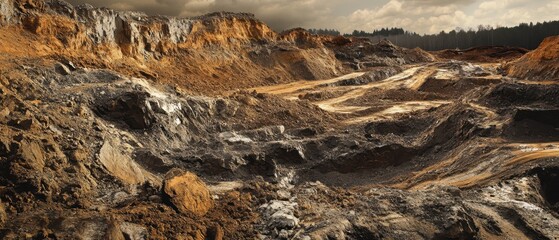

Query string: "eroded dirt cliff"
[[0, 0, 346, 94], [505, 35, 559, 80]]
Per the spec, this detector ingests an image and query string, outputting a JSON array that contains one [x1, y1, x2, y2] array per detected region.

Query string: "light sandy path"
[[254, 65, 451, 124], [404, 141, 559, 189], [343, 101, 452, 124], [313, 67, 425, 112], [251, 72, 366, 95]]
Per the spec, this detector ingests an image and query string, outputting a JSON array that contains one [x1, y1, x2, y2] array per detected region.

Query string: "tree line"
[[308, 28, 341, 36], [351, 28, 407, 37], [339, 21, 559, 50]]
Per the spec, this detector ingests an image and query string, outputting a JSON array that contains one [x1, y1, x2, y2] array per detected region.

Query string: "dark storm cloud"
[[66, 0, 338, 30], [404, 0, 476, 6], [67, 0, 185, 15], [65, 0, 559, 34]]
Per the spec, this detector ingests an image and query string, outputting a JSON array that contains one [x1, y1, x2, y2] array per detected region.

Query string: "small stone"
[[148, 195, 162, 203], [261, 200, 300, 230], [8, 118, 37, 130], [277, 190, 291, 200], [54, 62, 71, 75], [120, 222, 148, 240], [206, 224, 224, 240], [65, 60, 77, 71], [112, 191, 129, 204], [278, 229, 291, 239]]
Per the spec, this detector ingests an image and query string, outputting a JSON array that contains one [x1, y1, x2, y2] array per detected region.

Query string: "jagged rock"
[[18, 138, 46, 171], [98, 138, 160, 185], [105, 219, 126, 240], [163, 171, 213, 216], [54, 62, 71, 75], [241, 125, 286, 141], [133, 149, 173, 173], [206, 224, 224, 240], [218, 131, 253, 143], [96, 92, 156, 129], [120, 222, 148, 240], [267, 143, 306, 165], [7, 118, 39, 130], [260, 200, 300, 230]]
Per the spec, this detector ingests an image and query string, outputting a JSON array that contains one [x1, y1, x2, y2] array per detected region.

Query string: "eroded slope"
[[505, 35, 559, 80]]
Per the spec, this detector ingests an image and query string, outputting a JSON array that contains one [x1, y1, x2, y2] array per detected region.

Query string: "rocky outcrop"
[[163, 171, 213, 216], [0, 0, 14, 26], [0, 0, 345, 93], [435, 46, 528, 63], [329, 38, 436, 70], [506, 35, 559, 80], [280, 28, 325, 48], [98, 138, 160, 186], [9, 1, 274, 54]]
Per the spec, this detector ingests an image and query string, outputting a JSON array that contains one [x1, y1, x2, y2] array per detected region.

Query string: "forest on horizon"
[[309, 20, 559, 51]]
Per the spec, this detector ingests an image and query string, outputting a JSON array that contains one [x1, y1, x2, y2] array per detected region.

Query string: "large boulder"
[[163, 171, 212, 216], [98, 138, 161, 186]]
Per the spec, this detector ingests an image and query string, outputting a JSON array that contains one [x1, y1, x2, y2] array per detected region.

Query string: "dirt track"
[[254, 63, 492, 124]]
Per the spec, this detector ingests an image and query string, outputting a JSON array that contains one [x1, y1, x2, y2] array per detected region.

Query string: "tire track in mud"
[[251, 72, 366, 95], [253, 62, 559, 190], [253, 65, 445, 124], [343, 100, 451, 124], [400, 142, 559, 190]]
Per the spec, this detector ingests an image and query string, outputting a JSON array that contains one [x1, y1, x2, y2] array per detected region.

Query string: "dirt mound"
[[482, 82, 559, 108], [505, 36, 559, 80], [163, 171, 213, 216], [436, 46, 528, 62], [329, 38, 436, 70], [503, 109, 559, 142], [228, 91, 341, 130], [537, 167, 559, 212], [419, 77, 500, 98]]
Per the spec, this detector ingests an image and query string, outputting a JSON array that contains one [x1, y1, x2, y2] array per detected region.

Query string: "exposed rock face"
[[328, 38, 436, 70], [0, 0, 343, 93], [435, 46, 528, 63], [0, 0, 14, 25], [98, 138, 160, 186], [96, 91, 156, 129], [260, 200, 300, 230], [506, 35, 559, 80], [163, 171, 213, 216]]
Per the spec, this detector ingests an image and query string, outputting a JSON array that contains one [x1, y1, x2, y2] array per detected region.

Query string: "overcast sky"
[[67, 0, 559, 34]]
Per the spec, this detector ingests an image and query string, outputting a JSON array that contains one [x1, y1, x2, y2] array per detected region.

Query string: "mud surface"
[[1, 1, 559, 239]]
